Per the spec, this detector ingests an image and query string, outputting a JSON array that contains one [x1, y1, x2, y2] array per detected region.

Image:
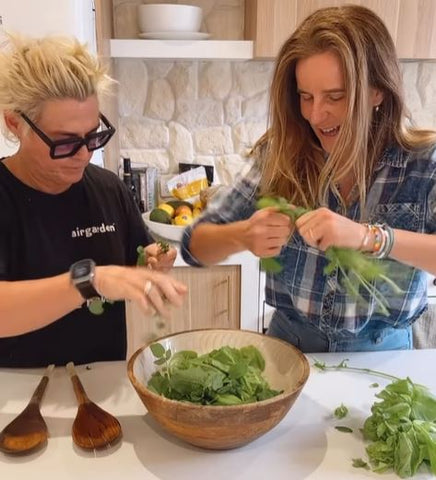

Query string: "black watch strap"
[[77, 283, 100, 300], [70, 259, 101, 301]]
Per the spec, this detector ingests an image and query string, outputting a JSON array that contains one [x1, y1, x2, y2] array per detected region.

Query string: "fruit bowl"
[[143, 211, 186, 242], [127, 329, 310, 450]]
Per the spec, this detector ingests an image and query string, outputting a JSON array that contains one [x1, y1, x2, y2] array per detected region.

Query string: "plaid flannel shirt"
[[181, 144, 436, 334]]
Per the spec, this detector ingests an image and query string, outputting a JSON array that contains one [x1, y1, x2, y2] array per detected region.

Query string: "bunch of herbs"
[[256, 196, 402, 315], [314, 359, 436, 478]]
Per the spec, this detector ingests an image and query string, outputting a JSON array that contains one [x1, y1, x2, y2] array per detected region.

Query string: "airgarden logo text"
[[71, 223, 116, 238]]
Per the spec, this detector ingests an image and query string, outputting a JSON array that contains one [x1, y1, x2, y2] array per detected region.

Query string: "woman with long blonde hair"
[[181, 5, 436, 352]]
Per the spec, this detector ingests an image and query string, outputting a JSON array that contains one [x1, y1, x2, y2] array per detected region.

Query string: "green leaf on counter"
[[335, 426, 353, 433], [334, 403, 349, 419], [352, 458, 370, 470], [313, 358, 436, 477]]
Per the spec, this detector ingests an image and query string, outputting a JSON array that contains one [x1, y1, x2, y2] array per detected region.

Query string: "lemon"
[[174, 214, 193, 226], [158, 203, 175, 218]]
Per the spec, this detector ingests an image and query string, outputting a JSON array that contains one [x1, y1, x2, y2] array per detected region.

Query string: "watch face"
[[75, 263, 91, 277], [71, 259, 95, 280], [70, 259, 99, 300]]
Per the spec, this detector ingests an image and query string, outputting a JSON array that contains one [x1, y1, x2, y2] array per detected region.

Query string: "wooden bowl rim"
[[127, 328, 310, 411]]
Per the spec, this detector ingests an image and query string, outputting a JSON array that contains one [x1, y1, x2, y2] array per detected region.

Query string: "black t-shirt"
[[0, 161, 153, 367]]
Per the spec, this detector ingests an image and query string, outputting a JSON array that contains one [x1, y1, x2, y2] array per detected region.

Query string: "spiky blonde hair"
[[0, 32, 115, 139]]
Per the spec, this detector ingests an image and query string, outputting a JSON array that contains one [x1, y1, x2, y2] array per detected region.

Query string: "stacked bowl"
[[137, 3, 208, 40]]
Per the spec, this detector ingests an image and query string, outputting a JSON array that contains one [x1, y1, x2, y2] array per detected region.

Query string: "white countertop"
[[1, 349, 435, 479]]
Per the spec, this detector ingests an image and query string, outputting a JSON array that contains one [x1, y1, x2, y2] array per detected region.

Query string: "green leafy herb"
[[370, 383, 379, 388], [313, 358, 399, 381], [87, 297, 114, 315], [256, 196, 402, 315], [137, 241, 170, 267], [136, 245, 146, 266], [147, 344, 282, 405], [334, 403, 349, 419], [335, 426, 353, 433], [87, 298, 105, 315], [313, 358, 436, 477], [352, 458, 370, 470], [157, 240, 170, 254]]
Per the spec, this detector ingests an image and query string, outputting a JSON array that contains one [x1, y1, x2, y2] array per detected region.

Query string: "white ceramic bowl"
[[143, 211, 186, 242], [127, 329, 310, 450], [138, 4, 202, 33]]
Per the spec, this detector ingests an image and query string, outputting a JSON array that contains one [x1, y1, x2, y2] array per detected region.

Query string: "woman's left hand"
[[144, 243, 177, 272], [296, 207, 367, 251]]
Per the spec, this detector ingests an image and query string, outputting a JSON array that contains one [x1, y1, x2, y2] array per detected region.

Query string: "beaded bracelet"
[[360, 223, 395, 259], [360, 224, 380, 252], [371, 224, 395, 259]]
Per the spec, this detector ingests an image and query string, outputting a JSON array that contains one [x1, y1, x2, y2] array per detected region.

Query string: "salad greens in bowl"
[[127, 328, 309, 450]]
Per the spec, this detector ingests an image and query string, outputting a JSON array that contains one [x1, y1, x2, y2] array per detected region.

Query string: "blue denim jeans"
[[266, 309, 413, 353]]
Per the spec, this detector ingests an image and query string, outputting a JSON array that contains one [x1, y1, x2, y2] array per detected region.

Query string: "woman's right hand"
[[93, 265, 188, 318], [242, 207, 293, 257]]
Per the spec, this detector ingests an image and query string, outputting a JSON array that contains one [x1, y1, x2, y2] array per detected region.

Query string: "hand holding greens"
[[136, 240, 170, 267], [147, 344, 282, 405], [256, 196, 401, 315]]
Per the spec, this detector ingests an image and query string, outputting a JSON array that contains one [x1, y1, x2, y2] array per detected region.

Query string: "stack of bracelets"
[[360, 223, 395, 259]]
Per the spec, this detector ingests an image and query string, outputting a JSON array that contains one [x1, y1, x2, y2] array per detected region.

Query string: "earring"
[[375, 104, 380, 113]]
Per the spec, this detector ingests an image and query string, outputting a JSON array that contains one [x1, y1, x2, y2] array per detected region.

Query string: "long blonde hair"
[[256, 5, 436, 211], [0, 32, 115, 139]]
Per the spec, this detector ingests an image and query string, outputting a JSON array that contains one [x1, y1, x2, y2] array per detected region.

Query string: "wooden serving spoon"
[[66, 362, 122, 450], [0, 364, 54, 455]]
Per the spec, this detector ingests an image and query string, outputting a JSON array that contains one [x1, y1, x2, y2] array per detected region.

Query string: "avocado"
[[166, 199, 193, 210], [149, 208, 172, 224]]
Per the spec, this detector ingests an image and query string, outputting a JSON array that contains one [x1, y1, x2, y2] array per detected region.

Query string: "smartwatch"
[[70, 259, 100, 300]]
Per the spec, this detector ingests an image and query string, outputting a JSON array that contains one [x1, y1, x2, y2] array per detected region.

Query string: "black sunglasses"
[[20, 112, 116, 159]]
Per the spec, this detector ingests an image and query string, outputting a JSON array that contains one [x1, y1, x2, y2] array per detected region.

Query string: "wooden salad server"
[[0, 364, 54, 455], [66, 362, 122, 450]]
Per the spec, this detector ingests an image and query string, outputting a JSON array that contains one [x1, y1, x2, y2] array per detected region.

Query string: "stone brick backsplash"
[[113, 2, 436, 185], [116, 57, 436, 185]]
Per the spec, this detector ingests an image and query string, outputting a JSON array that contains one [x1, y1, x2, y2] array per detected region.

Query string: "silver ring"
[[144, 280, 153, 296]]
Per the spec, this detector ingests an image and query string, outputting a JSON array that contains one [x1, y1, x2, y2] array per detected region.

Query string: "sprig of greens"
[[137, 240, 170, 266], [256, 196, 402, 315], [313, 358, 400, 381], [313, 359, 436, 477], [334, 403, 349, 419], [147, 343, 282, 405]]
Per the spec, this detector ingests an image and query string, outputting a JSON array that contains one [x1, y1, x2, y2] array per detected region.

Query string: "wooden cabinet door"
[[169, 265, 241, 331], [396, 0, 436, 58], [126, 265, 241, 358], [245, 0, 298, 59], [246, 0, 436, 60]]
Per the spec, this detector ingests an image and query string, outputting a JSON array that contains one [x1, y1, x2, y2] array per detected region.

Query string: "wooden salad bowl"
[[127, 328, 310, 450]]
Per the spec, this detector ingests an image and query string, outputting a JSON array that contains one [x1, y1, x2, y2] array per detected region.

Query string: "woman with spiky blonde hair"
[[0, 34, 186, 367], [181, 5, 436, 352]]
